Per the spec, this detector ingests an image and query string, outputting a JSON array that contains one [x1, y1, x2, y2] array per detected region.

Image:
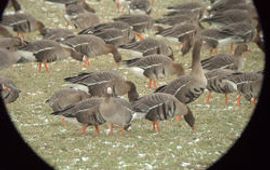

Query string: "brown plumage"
[[122, 54, 185, 88], [132, 93, 195, 132], [64, 71, 139, 102], [63, 35, 122, 64]]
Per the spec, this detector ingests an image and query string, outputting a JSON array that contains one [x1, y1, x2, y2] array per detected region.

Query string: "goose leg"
[[225, 94, 229, 106], [120, 128, 125, 136], [230, 43, 235, 54], [38, 63, 42, 72], [44, 62, 49, 73], [60, 117, 66, 127], [16, 32, 25, 43], [148, 79, 153, 89], [156, 120, 160, 132], [175, 115, 182, 122], [80, 124, 88, 135], [205, 92, 212, 104], [108, 123, 114, 135], [94, 125, 100, 136], [152, 80, 157, 89], [152, 121, 156, 131], [237, 95, 241, 107]]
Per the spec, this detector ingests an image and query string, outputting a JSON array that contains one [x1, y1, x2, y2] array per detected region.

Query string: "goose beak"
[[134, 32, 145, 41], [1, 84, 11, 92]]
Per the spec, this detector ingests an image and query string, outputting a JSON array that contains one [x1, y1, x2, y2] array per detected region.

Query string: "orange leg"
[[175, 115, 182, 122], [205, 92, 212, 104], [108, 123, 114, 135], [237, 95, 241, 107], [120, 128, 125, 136], [80, 124, 88, 135], [94, 125, 100, 136], [38, 63, 42, 72], [60, 117, 66, 127], [83, 58, 91, 67], [44, 62, 49, 73], [156, 120, 160, 132], [152, 121, 156, 131], [230, 43, 235, 54], [148, 79, 153, 89], [152, 80, 157, 89], [225, 94, 229, 106]]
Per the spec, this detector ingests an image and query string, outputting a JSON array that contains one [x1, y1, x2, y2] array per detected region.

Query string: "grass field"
[[1, 0, 265, 169]]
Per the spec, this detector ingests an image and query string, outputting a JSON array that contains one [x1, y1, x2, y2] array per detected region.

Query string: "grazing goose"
[[119, 38, 174, 59], [46, 88, 91, 112], [0, 48, 21, 69], [63, 35, 122, 64], [201, 44, 249, 71], [155, 23, 197, 44], [91, 28, 136, 47], [239, 79, 262, 105], [132, 93, 195, 132], [121, 55, 185, 88], [51, 97, 104, 135], [98, 87, 135, 135], [78, 21, 132, 35], [225, 71, 263, 106], [204, 69, 238, 105], [40, 28, 75, 42], [155, 36, 207, 104], [128, 0, 152, 15], [155, 14, 196, 27], [113, 14, 154, 39], [200, 9, 252, 27], [18, 40, 87, 72], [0, 37, 25, 50], [64, 71, 139, 102], [0, 13, 45, 41], [70, 12, 100, 30], [0, 76, 21, 103]]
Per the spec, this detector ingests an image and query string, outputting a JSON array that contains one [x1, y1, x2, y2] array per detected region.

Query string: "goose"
[[155, 35, 207, 104], [132, 93, 195, 132], [70, 12, 100, 30], [239, 78, 262, 105], [0, 13, 45, 41], [119, 38, 174, 59], [0, 37, 25, 50], [225, 71, 263, 106], [155, 14, 196, 27], [201, 44, 249, 71], [113, 14, 154, 39], [17, 39, 87, 72], [0, 76, 21, 104], [90, 28, 136, 47], [0, 48, 21, 70], [98, 87, 135, 135], [204, 69, 238, 105], [200, 9, 253, 27], [121, 54, 185, 88], [155, 23, 197, 49], [128, 0, 152, 15], [63, 34, 122, 64], [64, 71, 139, 102], [167, 2, 204, 14], [51, 97, 104, 135], [207, 0, 249, 14], [40, 28, 75, 42]]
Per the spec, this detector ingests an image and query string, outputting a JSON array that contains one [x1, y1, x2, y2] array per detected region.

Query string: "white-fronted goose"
[[98, 87, 135, 135], [121, 54, 185, 88], [132, 93, 195, 132], [239, 78, 262, 105], [64, 71, 139, 102], [201, 44, 249, 71], [51, 97, 104, 135], [155, 36, 207, 104], [205, 69, 238, 105], [0, 13, 45, 41], [46, 88, 91, 112], [128, 0, 152, 15], [40, 28, 75, 42], [63, 34, 122, 64], [91, 28, 136, 47], [0, 37, 25, 50], [200, 9, 253, 27], [113, 14, 154, 39], [119, 38, 174, 59], [0, 76, 21, 103], [225, 71, 263, 106], [18, 39, 87, 72], [70, 12, 100, 30], [0, 48, 21, 70]]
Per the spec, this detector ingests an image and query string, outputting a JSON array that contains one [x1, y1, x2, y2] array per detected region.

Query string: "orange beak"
[[82, 55, 90, 67], [134, 32, 145, 41], [2, 84, 11, 92]]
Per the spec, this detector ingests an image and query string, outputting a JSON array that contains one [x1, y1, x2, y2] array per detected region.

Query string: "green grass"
[[2, 0, 265, 169]]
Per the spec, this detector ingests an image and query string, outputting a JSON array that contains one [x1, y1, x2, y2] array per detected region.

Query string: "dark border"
[[0, 0, 269, 169]]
